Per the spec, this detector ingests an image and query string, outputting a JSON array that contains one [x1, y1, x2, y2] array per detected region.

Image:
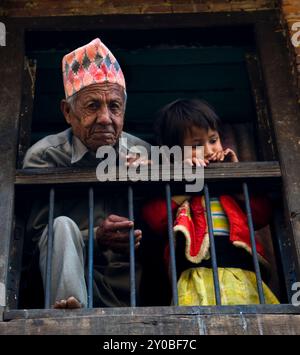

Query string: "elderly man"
[[23, 38, 151, 308]]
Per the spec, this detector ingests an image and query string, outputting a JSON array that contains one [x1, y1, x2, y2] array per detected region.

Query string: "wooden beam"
[[4, 304, 300, 321], [0, 24, 24, 316], [16, 57, 36, 169], [2, 10, 277, 32], [6, 218, 25, 310], [245, 53, 277, 161], [15, 162, 281, 185], [256, 23, 300, 279], [0, 309, 300, 335], [0, 0, 277, 18]]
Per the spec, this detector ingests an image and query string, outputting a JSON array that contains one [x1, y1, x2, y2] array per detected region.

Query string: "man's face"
[[62, 82, 125, 152]]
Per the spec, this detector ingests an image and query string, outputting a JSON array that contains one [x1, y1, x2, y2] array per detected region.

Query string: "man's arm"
[[23, 145, 57, 168]]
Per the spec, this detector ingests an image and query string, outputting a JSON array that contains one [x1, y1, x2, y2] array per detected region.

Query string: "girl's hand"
[[209, 148, 239, 162], [183, 157, 209, 167], [223, 148, 239, 162]]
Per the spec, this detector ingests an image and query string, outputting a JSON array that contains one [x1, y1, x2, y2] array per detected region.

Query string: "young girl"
[[142, 98, 279, 305]]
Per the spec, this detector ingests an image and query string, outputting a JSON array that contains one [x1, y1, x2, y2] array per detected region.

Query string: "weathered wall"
[[0, 1, 278, 17], [281, 1, 300, 101]]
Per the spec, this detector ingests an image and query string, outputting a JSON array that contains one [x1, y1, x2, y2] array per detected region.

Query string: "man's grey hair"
[[66, 93, 78, 111]]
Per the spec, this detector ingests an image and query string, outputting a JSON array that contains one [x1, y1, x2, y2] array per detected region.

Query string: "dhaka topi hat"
[[62, 38, 126, 99]]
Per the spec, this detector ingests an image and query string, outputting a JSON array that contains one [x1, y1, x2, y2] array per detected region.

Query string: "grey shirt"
[[23, 127, 151, 239], [23, 128, 151, 168]]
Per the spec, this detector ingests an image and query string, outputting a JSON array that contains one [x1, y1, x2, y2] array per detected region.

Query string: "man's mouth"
[[93, 131, 115, 135]]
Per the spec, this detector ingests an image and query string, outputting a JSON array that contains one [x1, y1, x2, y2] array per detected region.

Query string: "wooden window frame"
[[1, 10, 300, 334]]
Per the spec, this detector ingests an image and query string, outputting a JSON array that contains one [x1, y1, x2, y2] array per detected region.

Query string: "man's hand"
[[96, 214, 142, 254], [209, 148, 239, 162]]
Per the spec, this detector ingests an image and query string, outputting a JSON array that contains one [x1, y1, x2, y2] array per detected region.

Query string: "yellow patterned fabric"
[[178, 267, 279, 305], [204, 197, 230, 236]]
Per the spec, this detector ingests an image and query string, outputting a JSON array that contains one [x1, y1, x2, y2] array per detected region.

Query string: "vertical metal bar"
[[204, 184, 222, 305], [45, 188, 55, 309], [128, 185, 136, 307], [242, 182, 265, 304], [165, 183, 178, 306], [88, 187, 94, 308]]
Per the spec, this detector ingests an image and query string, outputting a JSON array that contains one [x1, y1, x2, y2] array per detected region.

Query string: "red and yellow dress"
[[142, 195, 279, 306]]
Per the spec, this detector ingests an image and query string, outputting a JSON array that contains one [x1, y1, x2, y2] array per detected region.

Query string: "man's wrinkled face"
[[62, 82, 125, 152]]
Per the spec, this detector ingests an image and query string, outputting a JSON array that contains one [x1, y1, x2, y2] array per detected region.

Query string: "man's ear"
[[61, 99, 71, 124]]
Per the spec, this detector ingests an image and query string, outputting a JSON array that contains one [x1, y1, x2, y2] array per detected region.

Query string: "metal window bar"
[[88, 187, 94, 308], [204, 184, 222, 306], [165, 183, 178, 306], [39, 180, 266, 309], [242, 182, 265, 304], [45, 187, 55, 309], [128, 186, 136, 307]]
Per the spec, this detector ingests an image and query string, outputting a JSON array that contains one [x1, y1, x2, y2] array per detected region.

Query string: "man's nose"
[[96, 105, 112, 125]]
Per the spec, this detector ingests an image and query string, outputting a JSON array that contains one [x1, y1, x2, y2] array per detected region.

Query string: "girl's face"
[[182, 125, 223, 161]]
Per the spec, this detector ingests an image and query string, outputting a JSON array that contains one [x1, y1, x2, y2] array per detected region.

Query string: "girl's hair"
[[154, 98, 221, 146]]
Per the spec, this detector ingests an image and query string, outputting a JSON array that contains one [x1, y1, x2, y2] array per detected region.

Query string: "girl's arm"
[[216, 149, 272, 229], [233, 194, 273, 230], [141, 196, 190, 236]]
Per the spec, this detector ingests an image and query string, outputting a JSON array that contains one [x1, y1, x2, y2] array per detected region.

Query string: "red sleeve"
[[249, 196, 272, 230], [141, 198, 178, 236]]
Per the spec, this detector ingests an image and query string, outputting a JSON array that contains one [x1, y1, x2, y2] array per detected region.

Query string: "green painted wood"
[[128, 64, 249, 91], [27, 47, 250, 69], [33, 89, 254, 123], [28, 45, 255, 143], [35, 63, 249, 93], [126, 91, 254, 121]]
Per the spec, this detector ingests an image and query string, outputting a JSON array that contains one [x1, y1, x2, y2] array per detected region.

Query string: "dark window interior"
[[26, 26, 259, 160]]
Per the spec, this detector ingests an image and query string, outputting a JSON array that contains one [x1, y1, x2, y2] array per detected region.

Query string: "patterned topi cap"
[[62, 38, 126, 99]]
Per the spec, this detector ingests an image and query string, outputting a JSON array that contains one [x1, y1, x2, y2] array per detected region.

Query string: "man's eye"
[[110, 102, 121, 111], [87, 102, 98, 110]]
